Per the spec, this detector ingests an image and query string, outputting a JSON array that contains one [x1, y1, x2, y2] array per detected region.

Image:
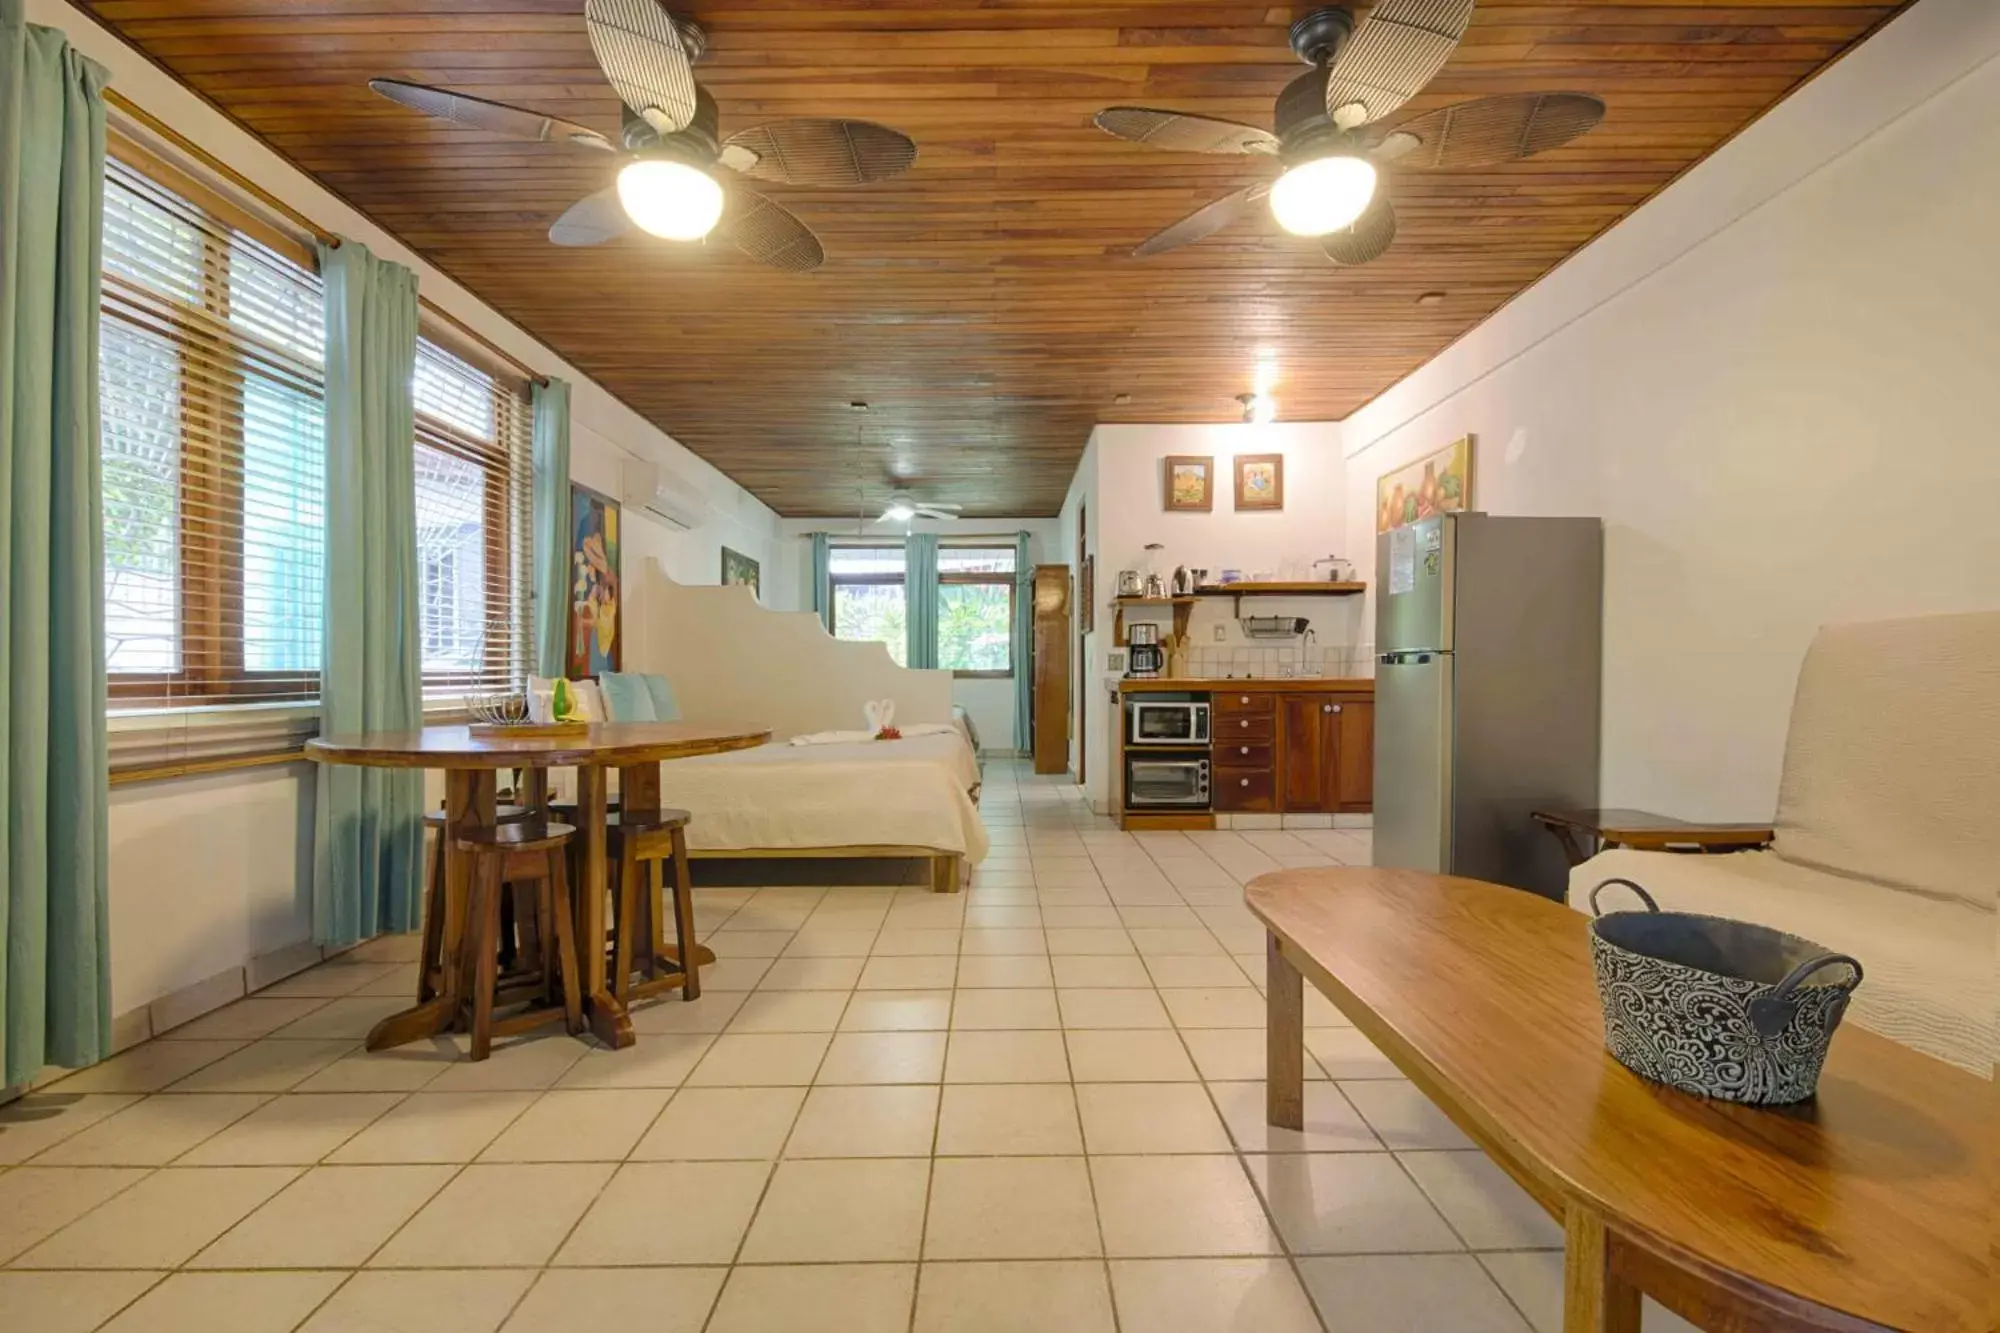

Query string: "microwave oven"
[[1126, 694, 1210, 747]]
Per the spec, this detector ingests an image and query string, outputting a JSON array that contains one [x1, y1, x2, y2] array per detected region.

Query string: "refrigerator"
[[1373, 513, 1603, 898]]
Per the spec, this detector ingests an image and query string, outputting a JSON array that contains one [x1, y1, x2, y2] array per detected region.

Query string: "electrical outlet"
[[1212, 624, 1227, 642]]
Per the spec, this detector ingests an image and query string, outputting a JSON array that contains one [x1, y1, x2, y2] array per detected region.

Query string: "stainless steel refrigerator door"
[[1372, 652, 1453, 873], [1375, 514, 1455, 654]]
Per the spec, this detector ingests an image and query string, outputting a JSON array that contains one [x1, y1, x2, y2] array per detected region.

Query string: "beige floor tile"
[[294, 1046, 457, 1094], [1300, 1254, 1531, 1332], [934, 1083, 1081, 1156], [0, 1093, 143, 1163], [783, 929, 880, 958], [707, 1263, 915, 1333], [1400, 1150, 1564, 1250], [554, 1160, 769, 1264], [1049, 954, 1151, 987], [1128, 928, 1227, 957], [739, 1157, 930, 1262], [1476, 1251, 1700, 1333], [816, 1031, 948, 1085], [33, 1093, 269, 1166], [46, 1041, 246, 1094], [1090, 1156, 1280, 1257], [328, 1090, 536, 1164], [686, 1032, 831, 1086], [269, 996, 412, 1041], [168, 1039, 361, 1094], [786, 1084, 939, 1157], [963, 904, 1041, 928], [343, 934, 425, 965], [1245, 1152, 1462, 1254], [424, 1037, 586, 1092], [760, 956, 868, 991], [631, 990, 746, 1033], [1064, 1029, 1200, 1082], [299, 1269, 536, 1333], [1209, 1081, 1379, 1153], [1110, 1258, 1324, 1333], [0, 1166, 149, 1264], [923, 1156, 1101, 1259], [957, 928, 1047, 956], [840, 990, 952, 1032], [869, 929, 962, 957], [191, 1164, 455, 1267], [1307, 1027, 1400, 1079], [178, 1091, 403, 1165], [477, 1088, 670, 1162], [953, 954, 1054, 988], [1077, 1082, 1232, 1153], [912, 1261, 1116, 1333], [96, 1271, 343, 1333], [709, 929, 796, 958], [727, 990, 851, 1033], [353, 966, 425, 999], [1044, 928, 1136, 956], [161, 998, 328, 1042], [14, 1165, 299, 1268], [1182, 1028, 1326, 1083], [1341, 1080, 1477, 1149], [371, 1162, 613, 1267], [1305, 989, 1354, 1028], [698, 957, 773, 990], [1142, 955, 1252, 989], [858, 955, 958, 990], [1056, 988, 1172, 1029], [0, 1271, 161, 1333], [503, 1267, 725, 1333], [1040, 905, 1123, 930], [555, 1033, 713, 1089], [1160, 987, 1268, 1029], [631, 1086, 805, 1160], [949, 988, 1060, 1030], [256, 961, 401, 999], [943, 1030, 1070, 1083]]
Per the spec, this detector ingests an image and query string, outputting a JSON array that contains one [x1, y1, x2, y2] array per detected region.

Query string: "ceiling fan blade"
[[368, 79, 615, 151], [721, 120, 918, 187], [1373, 93, 1605, 169], [1094, 107, 1280, 156], [719, 187, 825, 273], [549, 187, 631, 247], [1321, 193, 1397, 267], [584, 0, 699, 134], [1324, 0, 1475, 129], [915, 508, 961, 521], [1132, 184, 1269, 258]]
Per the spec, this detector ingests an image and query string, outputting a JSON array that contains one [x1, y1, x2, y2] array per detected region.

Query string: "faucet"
[[1301, 628, 1318, 677]]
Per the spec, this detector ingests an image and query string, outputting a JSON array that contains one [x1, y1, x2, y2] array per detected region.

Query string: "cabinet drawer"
[[1214, 690, 1276, 717], [1218, 713, 1275, 741], [1214, 766, 1276, 812], [1214, 742, 1274, 768]]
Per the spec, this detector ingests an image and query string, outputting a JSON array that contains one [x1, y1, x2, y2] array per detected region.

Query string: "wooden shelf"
[[1196, 582, 1366, 597], [1112, 595, 1196, 606]]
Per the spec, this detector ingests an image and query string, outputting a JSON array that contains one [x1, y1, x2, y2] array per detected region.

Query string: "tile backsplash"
[[1180, 642, 1376, 679]]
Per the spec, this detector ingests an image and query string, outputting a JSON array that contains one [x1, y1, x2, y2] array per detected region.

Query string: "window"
[[828, 546, 907, 666], [938, 546, 1017, 676]]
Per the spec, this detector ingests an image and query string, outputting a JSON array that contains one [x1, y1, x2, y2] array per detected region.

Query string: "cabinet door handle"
[[1239, 746, 1250, 755], [1239, 778, 1250, 787], [1322, 704, 1333, 713], [1239, 720, 1249, 730], [1239, 695, 1250, 704]]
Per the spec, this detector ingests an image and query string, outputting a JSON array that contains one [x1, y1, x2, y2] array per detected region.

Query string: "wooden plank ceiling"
[[83, 1, 1904, 516]]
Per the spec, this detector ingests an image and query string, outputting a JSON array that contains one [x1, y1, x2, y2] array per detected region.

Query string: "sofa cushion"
[[598, 671, 658, 723], [641, 672, 680, 722], [1570, 848, 1994, 1074], [1773, 612, 2000, 910]]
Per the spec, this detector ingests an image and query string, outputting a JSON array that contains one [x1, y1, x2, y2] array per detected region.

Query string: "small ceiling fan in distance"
[[881, 491, 963, 524], [368, 0, 917, 273], [1095, 1, 1605, 265]]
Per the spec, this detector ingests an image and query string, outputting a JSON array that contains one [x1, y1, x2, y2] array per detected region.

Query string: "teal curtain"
[[531, 376, 570, 678], [808, 531, 832, 629], [313, 238, 424, 948], [1012, 531, 1032, 754], [905, 532, 939, 669], [0, 4, 111, 1088]]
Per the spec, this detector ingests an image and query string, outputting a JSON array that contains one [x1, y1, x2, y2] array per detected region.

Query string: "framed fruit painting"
[[1377, 435, 1474, 533]]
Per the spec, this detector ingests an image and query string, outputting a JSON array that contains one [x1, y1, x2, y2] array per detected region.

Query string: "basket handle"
[[1747, 954, 1866, 1039], [1588, 878, 1659, 917]]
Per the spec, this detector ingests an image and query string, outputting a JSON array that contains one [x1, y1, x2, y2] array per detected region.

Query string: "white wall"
[[36, 0, 789, 1023], [1339, 0, 2000, 822], [772, 518, 1061, 751]]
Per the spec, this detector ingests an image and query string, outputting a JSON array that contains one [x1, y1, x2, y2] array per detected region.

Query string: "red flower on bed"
[[876, 726, 903, 741]]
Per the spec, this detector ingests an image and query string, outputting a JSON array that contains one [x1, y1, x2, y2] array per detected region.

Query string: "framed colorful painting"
[[567, 483, 621, 677], [1376, 435, 1474, 534], [1233, 453, 1284, 511], [1163, 455, 1214, 512], [721, 546, 761, 599]]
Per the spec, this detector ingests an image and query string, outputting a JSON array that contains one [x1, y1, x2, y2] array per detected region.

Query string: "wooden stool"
[[420, 804, 537, 999], [606, 808, 701, 1005], [452, 820, 584, 1060]]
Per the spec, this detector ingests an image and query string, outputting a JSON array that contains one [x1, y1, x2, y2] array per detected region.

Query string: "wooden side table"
[[1530, 807, 1774, 867]]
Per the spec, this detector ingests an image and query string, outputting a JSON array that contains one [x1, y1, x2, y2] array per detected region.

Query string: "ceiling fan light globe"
[[1269, 155, 1376, 236], [616, 159, 725, 241], [882, 504, 916, 523]]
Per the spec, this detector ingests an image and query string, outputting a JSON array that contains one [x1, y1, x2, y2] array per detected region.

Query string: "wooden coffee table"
[[1248, 867, 1988, 1333]]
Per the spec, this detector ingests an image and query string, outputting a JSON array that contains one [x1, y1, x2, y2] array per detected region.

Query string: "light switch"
[[1212, 624, 1226, 642]]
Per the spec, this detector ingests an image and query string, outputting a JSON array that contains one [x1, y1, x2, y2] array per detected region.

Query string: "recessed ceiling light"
[[1416, 291, 1447, 307]]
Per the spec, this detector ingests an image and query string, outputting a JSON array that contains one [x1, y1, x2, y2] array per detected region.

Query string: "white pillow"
[[567, 678, 606, 723]]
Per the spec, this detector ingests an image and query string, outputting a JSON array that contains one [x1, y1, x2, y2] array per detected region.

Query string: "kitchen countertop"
[[1118, 677, 1374, 693]]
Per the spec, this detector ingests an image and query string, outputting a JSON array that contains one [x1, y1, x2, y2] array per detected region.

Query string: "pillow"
[[641, 672, 680, 722], [566, 678, 606, 723], [597, 671, 658, 724]]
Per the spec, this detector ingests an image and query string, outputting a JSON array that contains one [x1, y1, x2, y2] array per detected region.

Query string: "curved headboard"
[[631, 560, 954, 741]]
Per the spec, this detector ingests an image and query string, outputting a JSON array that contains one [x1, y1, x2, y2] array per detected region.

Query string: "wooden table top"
[[1245, 868, 1989, 1333], [306, 722, 771, 769]]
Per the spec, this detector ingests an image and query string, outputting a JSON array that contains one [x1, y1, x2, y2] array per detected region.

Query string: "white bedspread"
[[655, 731, 988, 863]]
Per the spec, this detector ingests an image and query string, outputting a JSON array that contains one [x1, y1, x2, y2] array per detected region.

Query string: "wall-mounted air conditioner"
[[621, 457, 707, 531]]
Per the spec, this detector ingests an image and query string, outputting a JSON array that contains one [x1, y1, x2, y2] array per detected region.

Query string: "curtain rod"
[[105, 88, 549, 388]]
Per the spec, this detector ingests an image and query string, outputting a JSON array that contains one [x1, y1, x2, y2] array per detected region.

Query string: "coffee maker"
[[1125, 622, 1164, 678]]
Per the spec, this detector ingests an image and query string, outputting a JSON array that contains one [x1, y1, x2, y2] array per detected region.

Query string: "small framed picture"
[[1234, 453, 1285, 511], [1163, 455, 1214, 512], [720, 546, 761, 599]]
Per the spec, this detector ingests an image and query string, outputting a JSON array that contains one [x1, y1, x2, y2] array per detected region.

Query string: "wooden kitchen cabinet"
[[1275, 692, 1374, 814]]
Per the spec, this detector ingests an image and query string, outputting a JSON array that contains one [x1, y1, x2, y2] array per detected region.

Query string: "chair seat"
[[454, 821, 577, 854], [551, 805, 692, 835], [426, 803, 531, 828]]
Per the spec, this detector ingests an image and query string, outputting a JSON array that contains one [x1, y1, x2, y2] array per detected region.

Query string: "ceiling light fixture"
[[616, 158, 725, 241], [1253, 348, 1281, 397], [1268, 154, 1376, 237], [1238, 392, 1276, 424], [882, 503, 916, 524]]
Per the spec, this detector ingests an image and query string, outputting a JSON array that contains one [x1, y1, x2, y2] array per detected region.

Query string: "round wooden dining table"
[[307, 721, 770, 1050]]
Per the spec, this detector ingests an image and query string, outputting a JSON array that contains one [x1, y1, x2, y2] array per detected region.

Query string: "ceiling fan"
[[881, 491, 963, 524], [1094, 1, 1605, 266], [368, 0, 916, 273]]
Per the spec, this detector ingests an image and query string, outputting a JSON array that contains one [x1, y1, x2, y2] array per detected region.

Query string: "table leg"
[[1266, 932, 1306, 1131], [368, 768, 495, 1051], [576, 765, 634, 1049], [1563, 1204, 1641, 1333]]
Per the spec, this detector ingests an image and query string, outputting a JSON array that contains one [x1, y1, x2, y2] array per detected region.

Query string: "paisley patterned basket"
[[1587, 879, 1864, 1105]]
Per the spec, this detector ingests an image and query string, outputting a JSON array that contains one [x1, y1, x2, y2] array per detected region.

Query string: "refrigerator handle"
[[1379, 651, 1439, 666]]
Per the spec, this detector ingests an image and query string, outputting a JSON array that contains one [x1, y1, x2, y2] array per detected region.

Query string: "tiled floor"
[[0, 760, 1698, 1332]]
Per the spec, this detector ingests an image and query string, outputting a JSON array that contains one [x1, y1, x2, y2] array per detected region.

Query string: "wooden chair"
[[452, 819, 584, 1060], [419, 803, 534, 1002], [606, 808, 702, 1005]]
